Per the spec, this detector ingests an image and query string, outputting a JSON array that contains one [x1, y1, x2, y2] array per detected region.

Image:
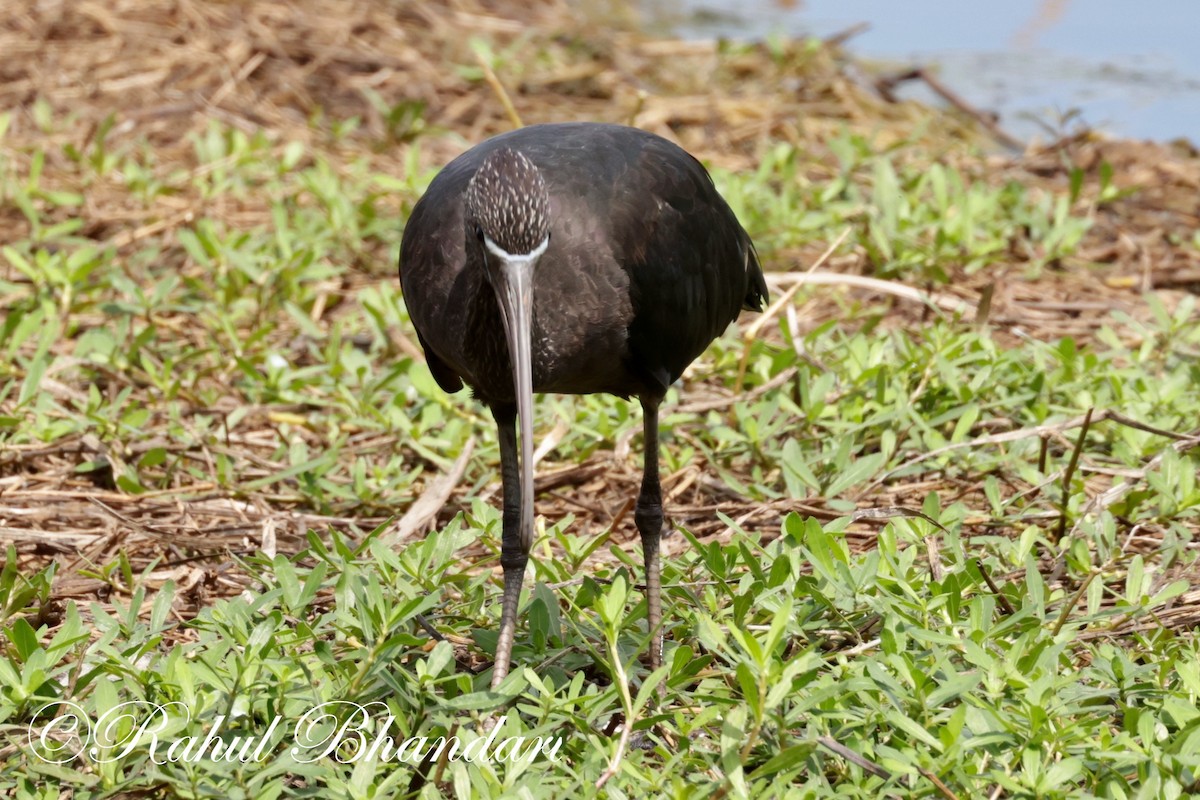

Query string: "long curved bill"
[[493, 248, 542, 553]]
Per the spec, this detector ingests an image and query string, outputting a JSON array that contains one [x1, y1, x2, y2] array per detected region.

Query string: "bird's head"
[[465, 148, 551, 263], [463, 146, 549, 376], [463, 150, 546, 548]]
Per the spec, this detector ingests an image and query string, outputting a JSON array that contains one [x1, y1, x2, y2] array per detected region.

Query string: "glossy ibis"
[[399, 122, 767, 687]]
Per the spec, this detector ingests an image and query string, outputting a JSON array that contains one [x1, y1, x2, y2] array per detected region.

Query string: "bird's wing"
[[399, 193, 466, 394], [614, 140, 760, 394], [414, 329, 463, 393]]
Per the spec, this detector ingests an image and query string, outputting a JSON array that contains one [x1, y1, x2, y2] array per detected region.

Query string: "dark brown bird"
[[399, 122, 766, 687]]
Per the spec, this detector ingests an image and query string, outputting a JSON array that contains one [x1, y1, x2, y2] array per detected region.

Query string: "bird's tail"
[[741, 236, 768, 312]]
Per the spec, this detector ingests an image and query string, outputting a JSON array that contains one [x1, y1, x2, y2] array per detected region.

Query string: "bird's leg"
[[491, 403, 527, 688], [635, 396, 666, 672]]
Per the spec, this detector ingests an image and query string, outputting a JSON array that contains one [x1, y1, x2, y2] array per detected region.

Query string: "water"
[[653, 0, 1200, 144]]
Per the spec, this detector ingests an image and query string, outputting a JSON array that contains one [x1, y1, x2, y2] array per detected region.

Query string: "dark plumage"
[[399, 122, 766, 687]]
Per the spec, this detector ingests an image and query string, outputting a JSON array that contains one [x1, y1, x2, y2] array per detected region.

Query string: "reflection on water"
[[651, 0, 1200, 143]]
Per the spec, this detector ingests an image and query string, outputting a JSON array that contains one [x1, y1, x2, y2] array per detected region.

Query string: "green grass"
[[1, 102, 1199, 799]]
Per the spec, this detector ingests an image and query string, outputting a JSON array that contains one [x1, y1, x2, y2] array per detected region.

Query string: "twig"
[[475, 51, 522, 129], [839, 637, 882, 656], [785, 302, 829, 372], [822, 22, 870, 48], [1054, 407, 1093, 543], [87, 497, 172, 540], [975, 559, 1016, 615], [1067, 430, 1200, 539], [207, 50, 266, 110], [0, 527, 93, 547], [1106, 410, 1197, 442], [1051, 569, 1100, 636], [736, 228, 850, 391], [849, 507, 949, 581], [975, 282, 994, 327], [848, 506, 947, 532], [414, 614, 446, 642], [544, 575, 738, 591], [383, 436, 475, 543], [925, 533, 945, 582], [919, 767, 962, 800], [858, 411, 1108, 498], [595, 635, 634, 790], [761, 270, 975, 318], [624, 89, 647, 126], [670, 366, 798, 416], [532, 416, 570, 467], [875, 66, 1023, 151], [816, 736, 890, 779], [607, 496, 635, 536], [105, 208, 195, 250]]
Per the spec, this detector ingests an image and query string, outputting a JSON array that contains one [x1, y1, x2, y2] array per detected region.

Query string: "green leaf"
[[751, 744, 809, 779], [6, 617, 39, 661]]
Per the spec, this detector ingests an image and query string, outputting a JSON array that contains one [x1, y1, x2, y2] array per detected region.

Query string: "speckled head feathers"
[[464, 149, 551, 256]]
